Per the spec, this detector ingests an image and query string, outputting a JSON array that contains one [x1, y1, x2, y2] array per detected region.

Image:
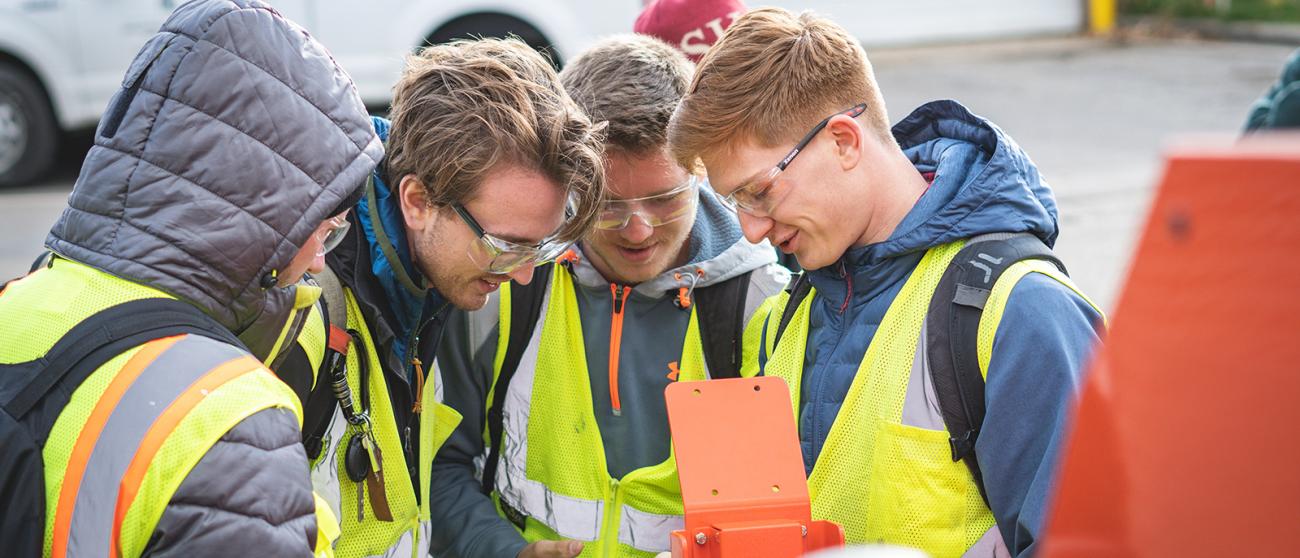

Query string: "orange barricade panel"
[[1042, 135, 1300, 557], [666, 376, 843, 558]]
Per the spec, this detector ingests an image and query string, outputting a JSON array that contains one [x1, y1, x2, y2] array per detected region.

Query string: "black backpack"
[[0, 292, 243, 555], [478, 262, 754, 495], [769, 233, 1065, 505]]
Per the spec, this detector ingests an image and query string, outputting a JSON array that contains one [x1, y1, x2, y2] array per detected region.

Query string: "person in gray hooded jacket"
[[429, 35, 790, 558], [0, 0, 382, 555]]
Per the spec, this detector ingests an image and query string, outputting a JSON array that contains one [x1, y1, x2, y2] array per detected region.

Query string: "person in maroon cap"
[[637, 0, 809, 272], [634, 0, 747, 62]]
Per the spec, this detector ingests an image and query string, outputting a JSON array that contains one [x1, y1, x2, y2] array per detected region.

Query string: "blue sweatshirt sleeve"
[[977, 273, 1104, 556]]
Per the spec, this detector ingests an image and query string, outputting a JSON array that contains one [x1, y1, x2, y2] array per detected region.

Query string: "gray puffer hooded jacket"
[[44, 0, 382, 554]]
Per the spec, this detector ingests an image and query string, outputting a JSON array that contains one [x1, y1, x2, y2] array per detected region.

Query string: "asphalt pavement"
[[2, 36, 1294, 312]]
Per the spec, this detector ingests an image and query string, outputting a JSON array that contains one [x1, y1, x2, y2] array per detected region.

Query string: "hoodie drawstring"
[[673, 269, 705, 309]]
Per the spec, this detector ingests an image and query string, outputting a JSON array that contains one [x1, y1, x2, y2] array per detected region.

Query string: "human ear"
[[398, 175, 435, 231], [826, 115, 864, 171]]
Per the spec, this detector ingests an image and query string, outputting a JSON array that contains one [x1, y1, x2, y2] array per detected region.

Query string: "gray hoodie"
[[430, 187, 790, 558], [44, 0, 382, 554]]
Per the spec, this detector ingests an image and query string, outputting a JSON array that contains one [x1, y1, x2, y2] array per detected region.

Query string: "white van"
[[0, 0, 1086, 188], [0, 0, 641, 187]]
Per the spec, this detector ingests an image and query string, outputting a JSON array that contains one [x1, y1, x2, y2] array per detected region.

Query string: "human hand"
[[517, 540, 584, 558]]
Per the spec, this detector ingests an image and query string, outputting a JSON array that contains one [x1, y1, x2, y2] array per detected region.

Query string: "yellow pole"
[[1089, 0, 1117, 34]]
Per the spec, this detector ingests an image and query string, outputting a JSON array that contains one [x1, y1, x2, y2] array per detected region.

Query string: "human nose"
[[620, 214, 654, 244], [507, 263, 536, 285], [738, 211, 773, 245]]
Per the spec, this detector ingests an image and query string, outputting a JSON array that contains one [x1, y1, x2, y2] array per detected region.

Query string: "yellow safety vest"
[[0, 258, 334, 557], [762, 241, 1101, 557], [305, 284, 462, 558], [486, 263, 760, 557]]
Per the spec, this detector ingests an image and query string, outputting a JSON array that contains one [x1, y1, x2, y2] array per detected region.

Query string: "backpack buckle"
[[949, 429, 979, 462]]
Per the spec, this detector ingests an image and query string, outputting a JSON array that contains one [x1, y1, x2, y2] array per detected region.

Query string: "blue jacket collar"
[[807, 100, 1059, 301], [357, 117, 445, 359]]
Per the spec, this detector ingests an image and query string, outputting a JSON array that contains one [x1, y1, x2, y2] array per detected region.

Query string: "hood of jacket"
[[569, 183, 778, 295], [46, 0, 382, 354], [807, 99, 1059, 298], [792, 99, 1061, 477]]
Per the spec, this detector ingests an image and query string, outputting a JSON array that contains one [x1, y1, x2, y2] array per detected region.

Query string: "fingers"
[[518, 539, 585, 558]]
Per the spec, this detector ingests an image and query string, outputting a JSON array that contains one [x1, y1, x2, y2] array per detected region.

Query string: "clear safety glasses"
[[453, 203, 570, 275], [721, 103, 867, 216], [593, 175, 701, 231], [318, 213, 351, 255]]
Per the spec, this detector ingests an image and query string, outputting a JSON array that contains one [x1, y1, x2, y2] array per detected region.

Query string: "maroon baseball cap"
[[634, 0, 748, 62]]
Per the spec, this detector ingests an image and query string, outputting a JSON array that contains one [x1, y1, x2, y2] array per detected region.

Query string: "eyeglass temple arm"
[[778, 103, 870, 171], [452, 203, 487, 237]]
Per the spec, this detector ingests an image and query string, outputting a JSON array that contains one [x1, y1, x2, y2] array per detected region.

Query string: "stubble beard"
[[412, 224, 489, 312]]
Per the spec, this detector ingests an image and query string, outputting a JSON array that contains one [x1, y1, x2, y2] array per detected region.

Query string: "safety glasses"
[[594, 175, 701, 231], [319, 213, 351, 254], [453, 203, 570, 274], [721, 103, 868, 216]]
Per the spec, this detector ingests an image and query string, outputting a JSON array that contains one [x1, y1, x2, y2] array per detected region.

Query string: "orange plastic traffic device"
[[1041, 135, 1300, 557], [666, 376, 844, 558]]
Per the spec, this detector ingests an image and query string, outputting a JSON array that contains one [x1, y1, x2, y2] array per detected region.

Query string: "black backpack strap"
[[300, 267, 349, 459], [925, 233, 1065, 506], [480, 263, 554, 495], [0, 252, 53, 297], [691, 271, 753, 379], [2, 297, 243, 433], [28, 251, 53, 274], [772, 272, 813, 352]]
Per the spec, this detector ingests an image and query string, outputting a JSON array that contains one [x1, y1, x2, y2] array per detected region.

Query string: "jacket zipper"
[[608, 284, 631, 417], [837, 260, 853, 314], [402, 300, 441, 505]]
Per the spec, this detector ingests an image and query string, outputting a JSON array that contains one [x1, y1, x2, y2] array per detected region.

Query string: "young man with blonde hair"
[[429, 34, 788, 558], [670, 8, 1104, 557], [281, 38, 606, 558]]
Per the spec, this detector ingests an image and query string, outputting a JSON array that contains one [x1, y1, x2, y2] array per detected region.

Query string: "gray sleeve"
[[143, 407, 317, 558], [744, 262, 792, 324], [430, 305, 529, 558]]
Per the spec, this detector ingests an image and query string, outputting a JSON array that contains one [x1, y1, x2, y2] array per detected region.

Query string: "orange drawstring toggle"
[[673, 269, 706, 309], [677, 287, 692, 309]]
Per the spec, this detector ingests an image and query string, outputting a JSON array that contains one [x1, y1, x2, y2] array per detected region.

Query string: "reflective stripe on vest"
[[618, 506, 683, 552], [764, 242, 993, 556], [308, 286, 461, 558], [494, 283, 605, 541], [763, 241, 1100, 557], [492, 264, 696, 555], [50, 334, 263, 558]]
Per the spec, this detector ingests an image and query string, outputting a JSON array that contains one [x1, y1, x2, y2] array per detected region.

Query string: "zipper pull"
[[411, 356, 425, 414]]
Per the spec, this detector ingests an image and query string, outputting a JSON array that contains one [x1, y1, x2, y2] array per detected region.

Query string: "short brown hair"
[[560, 34, 694, 154], [386, 38, 605, 243], [668, 8, 892, 170]]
